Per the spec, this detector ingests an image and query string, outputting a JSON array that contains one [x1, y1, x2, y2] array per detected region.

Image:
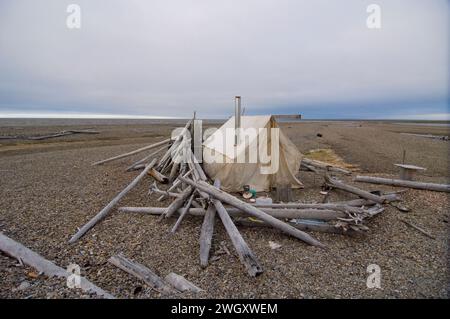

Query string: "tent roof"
[[203, 115, 273, 160]]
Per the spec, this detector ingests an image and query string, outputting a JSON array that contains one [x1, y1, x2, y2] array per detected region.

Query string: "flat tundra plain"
[[0, 119, 448, 298]]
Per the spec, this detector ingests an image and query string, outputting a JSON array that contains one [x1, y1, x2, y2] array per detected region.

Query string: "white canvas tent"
[[202, 115, 303, 192]]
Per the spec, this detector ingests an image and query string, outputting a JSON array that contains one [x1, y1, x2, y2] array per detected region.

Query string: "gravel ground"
[[0, 119, 448, 299]]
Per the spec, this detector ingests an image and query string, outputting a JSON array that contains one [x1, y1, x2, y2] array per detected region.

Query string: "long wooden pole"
[[211, 180, 263, 277], [354, 175, 450, 193], [199, 205, 216, 268], [119, 206, 346, 220], [324, 174, 385, 204], [69, 159, 157, 243], [126, 145, 167, 171], [160, 186, 193, 219], [93, 139, 170, 166], [178, 177, 325, 248], [171, 192, 196, 233]]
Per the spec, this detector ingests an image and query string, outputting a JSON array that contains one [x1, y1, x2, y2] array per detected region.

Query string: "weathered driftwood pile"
[[65, 117, 423, 277]]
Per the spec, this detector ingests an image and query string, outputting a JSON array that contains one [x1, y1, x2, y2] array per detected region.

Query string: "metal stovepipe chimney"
[[234, 96, 241, 145]]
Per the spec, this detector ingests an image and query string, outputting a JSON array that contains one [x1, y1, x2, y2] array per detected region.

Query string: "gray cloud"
[[0, 0, 448, 118]]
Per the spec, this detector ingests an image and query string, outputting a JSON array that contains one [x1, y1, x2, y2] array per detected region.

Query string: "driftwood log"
[[69, 159, 157, 243], [234, 219, 360, 236], [164, 272, 203, 293], [324, 175, 385, 204], [354, 176, 450, 193], [92, 138, 170, 166], [171, 192, 196, 233], [148, 168, 169, 184], [199, 205, 216, 268], [161, 186, 194, 219], [0, 232, 114, 298], [178, 176, 325, 248], [253, 202, 365, 214], [211, 180, 263, 277], [108, 254, 177, 294], [119, 206, 348, 220], [190, 153, 217, 268], [157, 169, 193, 201]]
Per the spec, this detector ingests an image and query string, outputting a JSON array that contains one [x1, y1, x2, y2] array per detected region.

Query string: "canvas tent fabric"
[[202, 115, 303, 192]]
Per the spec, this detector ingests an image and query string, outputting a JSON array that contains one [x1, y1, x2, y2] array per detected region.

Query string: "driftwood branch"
[[401, 219, 435, 239], [69, 159, 157, 243]]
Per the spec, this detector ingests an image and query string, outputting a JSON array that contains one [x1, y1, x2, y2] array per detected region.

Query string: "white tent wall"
[[202, 116, 303, 192]]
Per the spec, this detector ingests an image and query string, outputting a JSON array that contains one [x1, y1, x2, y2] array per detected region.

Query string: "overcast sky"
[[0, 0, 448, 119]]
